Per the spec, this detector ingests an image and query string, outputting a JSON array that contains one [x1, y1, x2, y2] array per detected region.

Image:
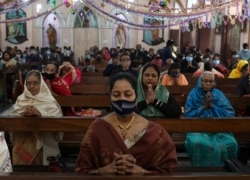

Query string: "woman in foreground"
[[75, 72, 177, 174]]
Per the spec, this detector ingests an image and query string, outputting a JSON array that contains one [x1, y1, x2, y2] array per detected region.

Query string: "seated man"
[[103, 53, 120, 76], [184, 71, 238, 166]]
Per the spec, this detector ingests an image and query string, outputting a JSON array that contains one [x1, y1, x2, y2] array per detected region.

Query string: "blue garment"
[[161, 46, 175, 66], [238, 49, 250, 61], [184, 76, 238, 166]]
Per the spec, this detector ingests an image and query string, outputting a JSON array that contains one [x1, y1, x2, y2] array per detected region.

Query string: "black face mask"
[[171, 72, 179, 78], [43, 73, 56, 80], [111, 99, 136, 117]]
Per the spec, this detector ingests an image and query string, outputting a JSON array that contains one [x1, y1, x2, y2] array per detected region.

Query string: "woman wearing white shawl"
[[10, 70, 63, 165], [0, 132, 12, 172]]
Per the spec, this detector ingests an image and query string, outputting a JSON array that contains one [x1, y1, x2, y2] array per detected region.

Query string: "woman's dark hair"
[[26, 70, 41, 82], [203, 54, 210, 59], [168, 62, 180, 74], [3, 51, 12, 59], [120, 52, 130, 60], [109, 72, 137, 94], [213, 53, 220, 59], [204, 62, 212, 71], [46, 61, 59, 73], [141, 63, 160, 79], [61, 56, 72, 64], [231, 51, 237, 55]]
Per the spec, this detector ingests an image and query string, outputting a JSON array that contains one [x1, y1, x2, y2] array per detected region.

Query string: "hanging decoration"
[[85, 0, 243, 31], [158, 0, 167, 8], [85, 0, 240, 31], [51, 0, 56, 8], [63, 0, 79, 14], [0, 3, 63, 23], [0, 0, 38, 14], [64, 0, 71, 8]]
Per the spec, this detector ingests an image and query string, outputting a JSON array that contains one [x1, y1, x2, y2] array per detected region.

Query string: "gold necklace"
[[114, 114, 135, 139]]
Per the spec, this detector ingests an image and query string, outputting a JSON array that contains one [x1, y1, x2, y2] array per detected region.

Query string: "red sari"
[[62, 68, 81, 86], [49, 77, 71, 96], [75, 118, 177, 173], [44, 76, 75, 116]]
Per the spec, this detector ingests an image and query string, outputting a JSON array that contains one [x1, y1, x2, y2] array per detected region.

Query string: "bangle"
[[96, 168, 100, 174], [155, 99, 160, 107]]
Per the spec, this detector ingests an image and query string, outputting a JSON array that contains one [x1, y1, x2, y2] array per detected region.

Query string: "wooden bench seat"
[[54, 94, 250, 111], [1, 116, 250, 175], [2, 171, 250, 179], [184, 75, 240, 86], [165, 85, 237, 95], [70, 84, 109, 95], [69, 83, 237, 97], [80, 76, 109, 85]]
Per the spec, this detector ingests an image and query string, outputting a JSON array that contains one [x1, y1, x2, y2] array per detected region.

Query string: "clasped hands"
[[101, 152, 143, 174], [204, 91, 212, 108], [22, 106, 41, 117], [146, 84, 155, 105]]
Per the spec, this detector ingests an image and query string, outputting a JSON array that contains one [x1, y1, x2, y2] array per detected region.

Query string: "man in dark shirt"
[[103, 53, 120, 76], [161, 39, 176, 66]]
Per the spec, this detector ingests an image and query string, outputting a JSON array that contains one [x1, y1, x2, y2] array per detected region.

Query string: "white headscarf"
[[11, 70, 62, 117]]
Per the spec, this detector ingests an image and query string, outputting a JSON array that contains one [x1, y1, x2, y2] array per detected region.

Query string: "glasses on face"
[[26, 81, 40, 87], [120, 58, 130, 62], [202, 79, 214, 84]]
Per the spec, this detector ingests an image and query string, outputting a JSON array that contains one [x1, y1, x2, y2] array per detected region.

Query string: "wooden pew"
[[1, 116, 250, 176], [80, 76, 109, 85], [53, 95, 250, 163], [1, 116, 250, 133], [1, 116, 250, 158], [54, 95, 110, 109], [54, 94, 250, 111], [165, 85, 237, 96], [186, 75, 240, 86], [70, 84, 109, 95], [69, 84, 236, 96], [1, 172, 250, 179]]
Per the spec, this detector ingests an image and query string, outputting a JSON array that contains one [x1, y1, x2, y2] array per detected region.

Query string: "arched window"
[[74, 6, 98, 28]]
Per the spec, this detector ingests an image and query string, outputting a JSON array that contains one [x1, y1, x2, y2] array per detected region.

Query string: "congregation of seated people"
[[0, 42, 250, 174]]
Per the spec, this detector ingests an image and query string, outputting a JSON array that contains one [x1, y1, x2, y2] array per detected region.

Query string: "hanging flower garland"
[[101, 0, 241, 19], [86, 0, 209, 30], [84, 0, 244, 31], [64, 0, 80, 14], [0, 3, 63, 23], [238, 2, 247, 22], [0, 0, 39, 14]]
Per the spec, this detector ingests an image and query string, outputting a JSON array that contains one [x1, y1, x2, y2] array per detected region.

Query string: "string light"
[[0, 0, 39, 14], [0, 3, 63, 23], [85, 0, 247, 32]]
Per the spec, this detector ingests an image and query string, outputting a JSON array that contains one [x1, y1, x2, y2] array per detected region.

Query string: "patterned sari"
[[75, 118, 177, 173], [184, 76, 238, 166]]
